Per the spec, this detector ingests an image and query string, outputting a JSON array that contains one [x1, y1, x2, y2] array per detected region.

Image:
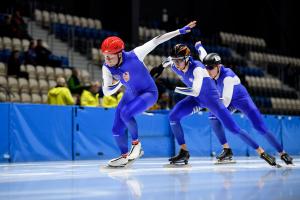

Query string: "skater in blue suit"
[[194, 41, 293, 165]]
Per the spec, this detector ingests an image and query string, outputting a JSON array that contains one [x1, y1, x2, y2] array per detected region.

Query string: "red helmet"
[[101, 36, 125, 54]]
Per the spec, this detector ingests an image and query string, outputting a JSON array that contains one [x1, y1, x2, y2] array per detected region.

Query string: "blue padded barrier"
[[135, 112, 171, 137], [135, 112, 173, 157], [9, 104, 73, 162], [140, 136, 173, 158], [73, 108, 172, 159], [73, 107, 120, 160], [0, 103, 10, 162], [0, 103, 299, 163], [281, 116, 300, 155]]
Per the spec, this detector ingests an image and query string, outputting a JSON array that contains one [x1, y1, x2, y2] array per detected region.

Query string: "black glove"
[[150, 64, 164, 79]]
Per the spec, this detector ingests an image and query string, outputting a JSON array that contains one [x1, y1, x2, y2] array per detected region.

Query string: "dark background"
[[1, 0, 299, 57]]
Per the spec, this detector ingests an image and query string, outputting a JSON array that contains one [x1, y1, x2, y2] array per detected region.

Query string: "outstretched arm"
[[134, 21, 197, 61], [195, 41, 208, 62], [102, 66, 122, 96]]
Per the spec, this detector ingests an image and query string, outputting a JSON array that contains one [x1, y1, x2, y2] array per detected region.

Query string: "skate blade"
[[101, 165, 127, 170], [282, 162, 295, 167], [274, 164, 282, 168], [163, 163, 191, 168], [101, 159, 136, 170], [214, 159, 236, 165], [274, 163, 296, 169], [286, 163, 296, 167]]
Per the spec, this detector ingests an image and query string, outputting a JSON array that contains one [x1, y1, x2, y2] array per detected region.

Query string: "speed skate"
[[163, 162, 192, 168], [214, 158, 237, 165], [103, 149, 144, 169]]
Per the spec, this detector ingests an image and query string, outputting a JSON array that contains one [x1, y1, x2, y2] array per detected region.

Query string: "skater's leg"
[[120, 91, 158, 160], [236, 98, 283, 153], [169, 96, 200, 149], [108, 94, 133, 167], [107, 106, 130, 167], [208, 101, 260, 151], [213, 105, 276, 165], [120, 91, 158, 141], [207, 100, 277, 166], [168, 97, 200, 164], [207, 99, 278, 164], [235, 97, 293, 164], [209, 113, 228, 146], [112, 104, 129, 155], [209, 113, 234, 161]]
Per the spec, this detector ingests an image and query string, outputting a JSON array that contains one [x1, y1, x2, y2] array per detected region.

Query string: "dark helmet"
[[203, 53, 222, 67], [170, 44, 191, 59]]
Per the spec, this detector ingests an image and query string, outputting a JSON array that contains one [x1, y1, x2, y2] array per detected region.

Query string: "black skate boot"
[[260, 152, 278, 166], [217, 148, 233, 161], [281, 153, 293, 165], [215, 148, 235, 164], [169, 149, 190, 165]]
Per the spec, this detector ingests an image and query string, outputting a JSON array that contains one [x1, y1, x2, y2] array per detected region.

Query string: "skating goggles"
[[171, 56, 188, 64], [205, 65, 216, 70]]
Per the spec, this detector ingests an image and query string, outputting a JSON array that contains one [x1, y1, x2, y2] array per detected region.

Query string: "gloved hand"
[[179, 21, 197, 34], [150, 65, 164, 79], [162, 57, 172, 68], [194, 41, 202, 51]]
